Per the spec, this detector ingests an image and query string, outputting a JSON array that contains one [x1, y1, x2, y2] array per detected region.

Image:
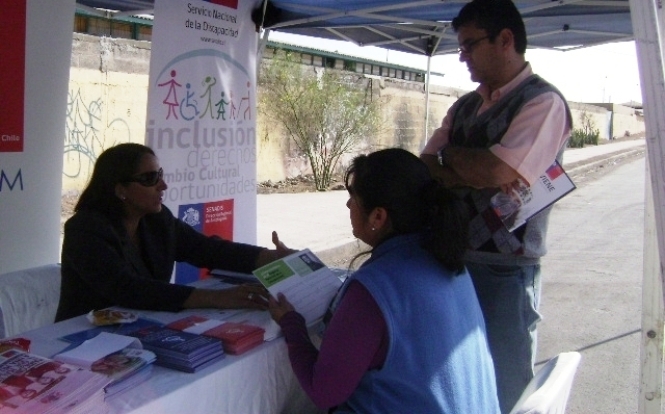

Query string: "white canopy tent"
[[12, 0, 665, 411]]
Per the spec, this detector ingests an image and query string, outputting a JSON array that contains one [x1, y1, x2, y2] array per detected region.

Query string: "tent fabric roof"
[[261, 0, 632, 55], [76, 0, 632, 55]]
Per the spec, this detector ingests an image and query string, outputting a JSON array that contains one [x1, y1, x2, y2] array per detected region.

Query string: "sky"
[[268, 31, 643, 105]]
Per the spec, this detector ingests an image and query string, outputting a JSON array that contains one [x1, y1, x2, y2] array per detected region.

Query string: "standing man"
[[420, 0, 571, 412]]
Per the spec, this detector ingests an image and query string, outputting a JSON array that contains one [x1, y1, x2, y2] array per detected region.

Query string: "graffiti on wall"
[[64, 88, 131, 179]]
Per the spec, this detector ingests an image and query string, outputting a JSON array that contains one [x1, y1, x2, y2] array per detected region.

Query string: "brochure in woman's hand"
[[252, 249, 343, 326]]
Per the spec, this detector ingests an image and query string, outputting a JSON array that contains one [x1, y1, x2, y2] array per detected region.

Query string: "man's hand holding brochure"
[[490, 160, 576, 232]]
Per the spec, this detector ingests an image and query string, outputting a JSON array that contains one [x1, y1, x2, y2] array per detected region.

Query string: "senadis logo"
[[204, 0, 238, 9], [0, 169, 23, 192]]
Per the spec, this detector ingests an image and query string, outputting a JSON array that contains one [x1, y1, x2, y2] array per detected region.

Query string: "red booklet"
[[0, 337, 31, 352], [166, 316, 265, 355], [206, 322, 265, 355]]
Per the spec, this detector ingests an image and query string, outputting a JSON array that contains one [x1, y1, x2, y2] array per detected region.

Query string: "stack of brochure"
[[0, 348, 109, 413], [54, 332, 155, 399], [127, 326, 225, 373], [167, 316, 265, 355]]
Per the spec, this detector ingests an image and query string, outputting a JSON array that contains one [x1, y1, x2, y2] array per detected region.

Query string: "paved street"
[[539, 156, 645, 413], [256, 139, 650, 413]]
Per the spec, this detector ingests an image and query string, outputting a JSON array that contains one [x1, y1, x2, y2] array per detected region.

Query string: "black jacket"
[[55, 205, 264, 322]]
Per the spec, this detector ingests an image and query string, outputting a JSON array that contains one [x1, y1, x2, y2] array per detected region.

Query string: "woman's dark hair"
[[452, 0, 527, 55], [75, 143, 155, 219], [344, 148, 469, 273]]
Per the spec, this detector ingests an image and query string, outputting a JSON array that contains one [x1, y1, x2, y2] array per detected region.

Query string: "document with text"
[[253, 249, 343, 326], [490, 160, 576, 232]]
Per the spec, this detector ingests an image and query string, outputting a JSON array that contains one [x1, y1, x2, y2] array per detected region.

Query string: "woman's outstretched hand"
[[272, 231, 296, 257], [255, 231, 298, 267], [183, 283, 269, 311]]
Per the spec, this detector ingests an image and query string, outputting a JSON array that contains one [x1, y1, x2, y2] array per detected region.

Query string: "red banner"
[[0, 1, 26, 152], [205, 0, 238, 9], [176, 199, 235, 283]]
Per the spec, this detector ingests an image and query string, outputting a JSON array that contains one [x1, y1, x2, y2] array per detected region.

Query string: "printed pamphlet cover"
[[253, 249, 343, 326], [0, 339, 30, 353], [54, 332, 156, 398], [490, 160, 576, 232], [90, 348, 155, 383], [54, 332, 142, 368], [0, 349, 109, 413]]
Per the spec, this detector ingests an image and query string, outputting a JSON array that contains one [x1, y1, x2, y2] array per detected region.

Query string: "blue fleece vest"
[[336, 234, 499, 414]]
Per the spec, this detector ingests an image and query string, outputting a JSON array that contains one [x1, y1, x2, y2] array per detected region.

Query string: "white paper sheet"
[[253, 249, 343, 326], [54, 332, 141, 368]]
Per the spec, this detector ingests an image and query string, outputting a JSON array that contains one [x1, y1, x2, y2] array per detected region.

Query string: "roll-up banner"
[[147, 0, 260, 284]]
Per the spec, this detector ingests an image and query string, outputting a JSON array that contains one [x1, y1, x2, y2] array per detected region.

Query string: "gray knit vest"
[[449, 74, 571, 264]]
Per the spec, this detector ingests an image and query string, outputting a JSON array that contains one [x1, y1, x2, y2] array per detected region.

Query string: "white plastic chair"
[[0, 264, 62, 338], [509, 351, 582, 414]]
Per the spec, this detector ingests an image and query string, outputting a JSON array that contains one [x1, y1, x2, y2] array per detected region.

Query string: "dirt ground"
[[256, 173, 346, 194]]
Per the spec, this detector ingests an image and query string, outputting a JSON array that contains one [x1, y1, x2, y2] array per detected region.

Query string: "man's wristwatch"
[[437, 146, 452, 167]]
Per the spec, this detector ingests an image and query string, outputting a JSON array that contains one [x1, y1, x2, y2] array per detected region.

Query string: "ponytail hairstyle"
[[345, 148, 469, 273]]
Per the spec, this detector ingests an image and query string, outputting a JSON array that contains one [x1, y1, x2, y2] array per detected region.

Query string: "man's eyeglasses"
[[125, 168, 163, 187], [457, 35, 490, 55]]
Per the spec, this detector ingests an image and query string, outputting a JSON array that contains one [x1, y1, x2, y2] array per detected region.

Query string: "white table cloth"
[[15, 313, 322, 414]]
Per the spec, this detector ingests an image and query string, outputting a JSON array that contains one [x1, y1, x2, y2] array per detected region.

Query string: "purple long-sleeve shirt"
[[277, 280, 388, 409]]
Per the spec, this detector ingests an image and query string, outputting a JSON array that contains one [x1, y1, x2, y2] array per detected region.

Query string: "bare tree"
[[259, 52, 381, 191]]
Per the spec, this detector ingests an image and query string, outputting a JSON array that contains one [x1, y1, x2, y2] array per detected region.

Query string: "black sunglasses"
[[125, 168, 163, 187]]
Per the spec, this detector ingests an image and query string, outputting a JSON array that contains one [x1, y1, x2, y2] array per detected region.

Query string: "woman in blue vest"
[[269, 148, 499, 413]]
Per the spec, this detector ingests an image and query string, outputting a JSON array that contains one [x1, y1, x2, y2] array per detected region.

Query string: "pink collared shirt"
[[422, 63, 571, 185]]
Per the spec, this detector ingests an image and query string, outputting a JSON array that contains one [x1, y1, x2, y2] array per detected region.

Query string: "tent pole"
[[641, 153, 663, 414], [256, 0, 271, 78], [256, 29, 269, 81], [422, 55, 432, 151], [630, 0, 665, 413], [257, 28, 270, 67]]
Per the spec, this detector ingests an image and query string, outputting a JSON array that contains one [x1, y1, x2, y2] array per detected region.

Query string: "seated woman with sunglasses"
[[55, 143, 289, 322], [268, 149, 499, 413]]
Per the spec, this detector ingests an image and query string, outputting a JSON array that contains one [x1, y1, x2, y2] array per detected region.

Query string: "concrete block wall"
[[589, 102, 645, 138], [568, 102, 611, 140], [63, 33, 645, 194], [65, 34, 150, 195]]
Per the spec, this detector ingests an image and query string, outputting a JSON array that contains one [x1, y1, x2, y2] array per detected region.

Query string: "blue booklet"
[[126, 326, 225, 371], [60, 318, 163, 345], [158, 349, 226, 373]]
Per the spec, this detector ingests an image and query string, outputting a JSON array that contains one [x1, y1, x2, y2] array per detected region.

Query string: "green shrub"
[[569, 128, 599, 148], [568, 111, 600, 148]]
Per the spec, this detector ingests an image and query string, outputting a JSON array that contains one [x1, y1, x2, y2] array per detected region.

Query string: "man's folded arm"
[[421, 148, 523, 189]]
